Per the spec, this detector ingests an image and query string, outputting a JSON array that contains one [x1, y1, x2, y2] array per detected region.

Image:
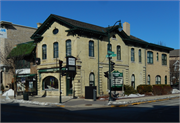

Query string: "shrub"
[[137, 85, 152, 94], [124, 84, 137, 95], [152, 84, 172, 95]]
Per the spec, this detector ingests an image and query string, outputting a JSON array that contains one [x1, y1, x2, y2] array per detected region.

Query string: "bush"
[[152, 84, 172, 95], [137, 85, 152, 94], [124, 84, 137, 95]]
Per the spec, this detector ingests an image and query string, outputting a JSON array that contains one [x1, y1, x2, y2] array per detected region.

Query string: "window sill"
[[131, 61, 135, 63], [43, 89, 58, 91], [89, 57, 95, 59], [147, 63, 153, 65], [116, 59, 122, 62], [162, 64, 167, 66]]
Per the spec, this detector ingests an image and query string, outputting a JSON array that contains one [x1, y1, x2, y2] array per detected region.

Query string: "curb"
[[109, 95, 180, 107]]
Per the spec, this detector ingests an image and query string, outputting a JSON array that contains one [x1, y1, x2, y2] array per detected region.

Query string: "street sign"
[[106, 54, 117, 58], [108, 51, 114, 54], [111, 71, 123, 87]]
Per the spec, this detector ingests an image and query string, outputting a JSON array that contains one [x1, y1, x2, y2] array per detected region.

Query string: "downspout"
[[98, 35, 102, 95], [145, 44, 148, 84], [98, 37, 100, 95]]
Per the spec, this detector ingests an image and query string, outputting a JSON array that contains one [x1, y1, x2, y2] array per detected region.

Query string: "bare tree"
[[157, 41, 166, 46], [170, 60, 179, 85], [0, 41, 35, 98]]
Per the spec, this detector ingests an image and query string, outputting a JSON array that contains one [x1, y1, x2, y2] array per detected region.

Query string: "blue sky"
[[0, 1, 179, 49]]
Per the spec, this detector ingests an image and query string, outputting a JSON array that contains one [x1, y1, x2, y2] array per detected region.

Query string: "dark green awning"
[[7, 41, 36, 59]]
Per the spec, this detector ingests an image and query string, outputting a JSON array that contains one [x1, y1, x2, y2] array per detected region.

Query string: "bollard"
[[93, 89, 96, 101]]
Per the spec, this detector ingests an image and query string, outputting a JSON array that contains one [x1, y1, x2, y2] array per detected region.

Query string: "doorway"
[[66, 73, 72, 96]]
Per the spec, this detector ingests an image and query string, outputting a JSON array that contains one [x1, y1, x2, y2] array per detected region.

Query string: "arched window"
[[131, 48, 135, 61], [89, 41, 94, 57], [139, 49, 141, 63], [42, 44, 47, 59], [147, 51, 153, 64], [53, 42, 58, 58], [156, 75, 161, 84], [165, 76, 167, 84], [89, 73, 95, 86], [147, 75, 150, 85], [66, 40, 71, 56], [117, 45, 121, 60], [131, 74, 135, 88], [42, 76, 58, 90]]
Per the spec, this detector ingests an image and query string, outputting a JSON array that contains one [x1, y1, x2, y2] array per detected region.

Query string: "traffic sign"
[[108, 51, 114, 54]]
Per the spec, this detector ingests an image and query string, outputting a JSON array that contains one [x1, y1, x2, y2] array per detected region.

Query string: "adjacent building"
[[30, 14, 173, 97], [0, 21, 36, 90], [169, 49, 180, 85]]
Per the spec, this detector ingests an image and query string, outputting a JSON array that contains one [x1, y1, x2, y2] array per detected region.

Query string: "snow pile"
[[2, 89, 14, 96], [172, 89, 180, 94], [118, 93, 145, 98]]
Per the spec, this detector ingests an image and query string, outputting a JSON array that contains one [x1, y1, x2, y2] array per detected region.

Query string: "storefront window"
[[42, 76, 58, 90]]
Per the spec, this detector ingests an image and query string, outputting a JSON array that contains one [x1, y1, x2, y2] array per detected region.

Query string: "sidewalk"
[[1, 93, 180, 108]]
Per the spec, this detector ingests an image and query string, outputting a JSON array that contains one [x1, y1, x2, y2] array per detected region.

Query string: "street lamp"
[[106, 20, 122, 101]]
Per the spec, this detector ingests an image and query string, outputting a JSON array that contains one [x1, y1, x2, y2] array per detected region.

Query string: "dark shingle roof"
[[52, 14, 107, 33], [170, 49, 180, 57], [130, 35, 147, 42]]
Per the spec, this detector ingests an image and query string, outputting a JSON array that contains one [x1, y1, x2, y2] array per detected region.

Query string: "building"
[[0, 21, 36, 90], [169, 49, 180, 85], [30, 14, 173, 97]]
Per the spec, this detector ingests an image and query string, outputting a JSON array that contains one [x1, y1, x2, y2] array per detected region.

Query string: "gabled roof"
[[31, 14, 174, 52], [170, 49, 180, 57], [7, 41, 36, 59]]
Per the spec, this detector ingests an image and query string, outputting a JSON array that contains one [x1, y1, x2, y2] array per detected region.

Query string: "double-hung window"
[[53, 42, 58, 58], [131, 48, 135, 61], [147, 75, 150, 85], [66, 40, 71, 56], [117, 45, 121, 60], [162, 54, 167, 65], [42, 44, 47, 59], [89, 41, 94, 57], [147, 51, 153, 64]]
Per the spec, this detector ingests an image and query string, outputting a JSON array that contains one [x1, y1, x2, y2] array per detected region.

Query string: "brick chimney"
[[123, 22, 130, 36]]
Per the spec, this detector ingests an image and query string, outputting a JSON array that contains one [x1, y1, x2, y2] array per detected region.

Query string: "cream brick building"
[[30, 14, 173, 97], [0, 21, 36, 90]]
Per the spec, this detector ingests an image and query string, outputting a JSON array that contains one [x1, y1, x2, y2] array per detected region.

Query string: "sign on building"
[[0, 28, 7, 38]]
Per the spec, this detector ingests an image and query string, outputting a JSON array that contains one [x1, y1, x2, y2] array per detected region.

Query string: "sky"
[[0, 0, 179, 50]]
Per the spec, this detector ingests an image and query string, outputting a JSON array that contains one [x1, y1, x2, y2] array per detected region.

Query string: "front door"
[[66, 73, 72, 96]]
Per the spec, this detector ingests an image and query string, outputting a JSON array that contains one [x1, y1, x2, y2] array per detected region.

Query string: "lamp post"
[[107, 20, 122, 101]]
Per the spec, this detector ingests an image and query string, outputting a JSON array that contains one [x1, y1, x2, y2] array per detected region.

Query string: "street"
[[1, 98, 179, 122]]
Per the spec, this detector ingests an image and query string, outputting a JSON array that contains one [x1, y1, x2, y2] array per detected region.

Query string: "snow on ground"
[[2, 89, 14, 96], [118, 93, 145, 98], [172, 89, 180, 94]]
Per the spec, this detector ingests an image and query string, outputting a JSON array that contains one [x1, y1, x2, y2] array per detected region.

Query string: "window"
[[89, 73, 95, 86], [157, 53, 159, 61], [66, 40, 71, 56], [139, 49, 141, 63], [42, 76, 58, 90], [147, 51, 153, 64], [165, 76, 167, 84], [147, 75, 150, 85], [89, 41, 94, 57], [162, 54, 167, 65], [156, 75, 161, 84], [117, 45, 121, 60], [53, 42, 58, 58], [15, 60, 30, 69], [42, 44, 47, 59], [131, 74, 135, 88], [131, 48, 135, 61]]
